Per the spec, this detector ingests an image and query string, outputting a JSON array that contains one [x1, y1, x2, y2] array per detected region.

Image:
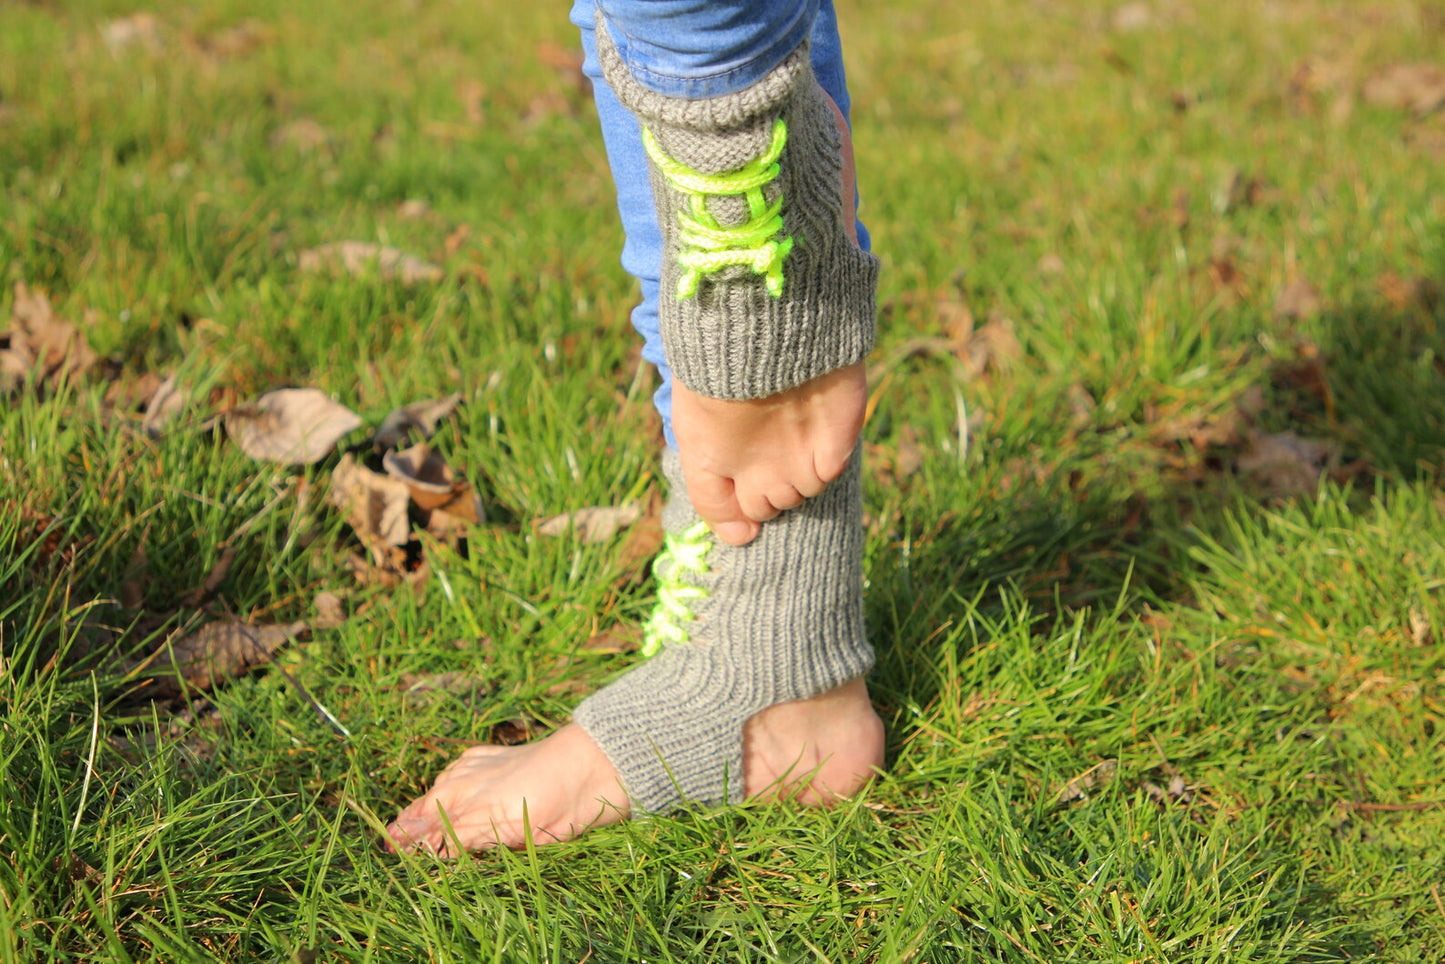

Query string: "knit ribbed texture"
[[596, 18, 879, 400], [572, 449, 873, 813]]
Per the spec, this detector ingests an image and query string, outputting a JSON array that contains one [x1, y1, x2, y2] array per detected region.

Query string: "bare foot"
[[385, 678, 884, 855]]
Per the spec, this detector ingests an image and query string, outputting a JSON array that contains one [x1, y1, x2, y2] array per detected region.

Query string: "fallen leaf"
[[330, 454, 412, 560], [580, 627, 641, 654], [141, 620, 308, 696], [444, 224, 471, 256], [372, 392, 463, 452], [297, 242, 443, 285], [313, 591, 347, 629], [1377, 272, 1441, 313], [190, 19, 271, 60], [345, 549, 428, 588], [3, 282, 97, 390], [955, 315, 1023, 377], [534, 39, 589, 95], [938, 298, 975, 349], [1110, 2, 1152, 32], [426, 484, 486, 530], [1408, 608, 1433, 646], [490, 717, 542, 745], [1270, 339, 1334, 417], [1274, 277, 1323, 321], [119, 544, 149, 610], [536, 502, 642, 543], [270, 118, 331, 153], [399, 671, 490, 706], [396, 199, 432, 220], [1362, 63, 1445, 116], [1142, 774, 1192, 807], [612, 490, 663, 584], [179, 545, 237, 608], [455, 78, 487, 125], [225, 388, 362, 464], [383, 443, 460, 510], [102, 13, 163, 53], [1055, 759, 1118, 804], [1036, 252, 1067, 276], [142, 374, 186, 437], [1238, 430, 1339, 496]]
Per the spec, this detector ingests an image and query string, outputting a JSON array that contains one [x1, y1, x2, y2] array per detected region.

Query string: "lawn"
[[2, 0, 1443, 960]]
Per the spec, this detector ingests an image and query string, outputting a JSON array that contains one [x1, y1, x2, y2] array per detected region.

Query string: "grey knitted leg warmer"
[[572, 450, 873, 814], [595, 18, 879, 401]]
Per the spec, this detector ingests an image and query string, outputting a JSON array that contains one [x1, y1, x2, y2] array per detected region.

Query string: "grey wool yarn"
[[572, 449, 873, 813], [595, 18, 879, 401]]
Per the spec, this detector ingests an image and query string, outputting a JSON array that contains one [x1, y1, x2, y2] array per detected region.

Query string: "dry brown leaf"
[[455, 78, 487, 125], [444, 224, 471, 256], [179, 545, 237, 608], [491, 717, 543, 745], [313, 591, 347, 629], [1238, 430, 1339, 496], [297, 242, 442, 285], [1055, 759, 1118, 803], [191, 20, 271, 60], [611, 489, 663, 584], [1362, 63, 1445, 116], [3, 282, 97, 390], [1408, 608, 1434, 646], [270, 118, 331, 153], [425, 484, 486, 536], [956, 316, 1023, 377], [330, 454, 412, 560], [346, 550, 428, 588], [119, 545, 149, 610], [102, 13, 163, 53], [143, 620, 308, 696], [142, 374, 186, 437], [1274, 277, 1323, 321], [225, 388, 362, 464], [938, 299, 975, 348], [383, 443, 459, 510], [1110, 2, 1152, 32], [581, 627, 642, 655], [1037, 252, 1067, 277], [397, 199, 432, 220], [1378, 272, 1441, 313], [535, 39, 589, 95], [536, 502, 642, 543], [399, 671, 490, 706], [1142, 774, 1192, 807], [372, 392, 463, 452]]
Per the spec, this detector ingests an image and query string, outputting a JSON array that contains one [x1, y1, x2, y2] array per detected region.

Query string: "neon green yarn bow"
[[643, 119, 794, 300]]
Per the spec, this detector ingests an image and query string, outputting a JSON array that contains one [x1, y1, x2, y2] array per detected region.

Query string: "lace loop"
[[643, 119, 793, 299], [641, 521, 712, 657]]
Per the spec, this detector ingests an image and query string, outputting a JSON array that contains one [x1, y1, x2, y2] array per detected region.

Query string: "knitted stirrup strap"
[[642, 119, 795, 299]]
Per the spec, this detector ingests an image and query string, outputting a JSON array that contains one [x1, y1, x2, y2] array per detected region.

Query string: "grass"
[[2, 0, 1444, 960]]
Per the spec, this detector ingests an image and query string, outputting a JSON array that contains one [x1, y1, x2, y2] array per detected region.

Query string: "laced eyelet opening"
[[641, 521, 713, 656], [643, 119, 794, 300]]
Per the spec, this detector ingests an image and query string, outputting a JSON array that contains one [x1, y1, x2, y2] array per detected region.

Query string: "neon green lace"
[[641, 521, 713, 657], [642, 119, 794, 300]]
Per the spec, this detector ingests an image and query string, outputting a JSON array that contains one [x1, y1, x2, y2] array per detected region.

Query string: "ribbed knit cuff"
[[596, 18, 879, 400]]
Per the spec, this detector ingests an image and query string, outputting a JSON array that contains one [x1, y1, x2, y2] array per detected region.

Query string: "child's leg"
[[385, 0, 882, 855], [571, 0, 871, 449]]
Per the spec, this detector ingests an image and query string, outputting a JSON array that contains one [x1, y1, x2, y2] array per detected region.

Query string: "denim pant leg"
[[571, 0, 871, 446]]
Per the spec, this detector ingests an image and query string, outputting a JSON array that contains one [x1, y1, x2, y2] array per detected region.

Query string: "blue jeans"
[[570, 0, 871, 445]]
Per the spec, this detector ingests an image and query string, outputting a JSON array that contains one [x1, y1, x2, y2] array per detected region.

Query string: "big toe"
[[385, 807, 439, 853]]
